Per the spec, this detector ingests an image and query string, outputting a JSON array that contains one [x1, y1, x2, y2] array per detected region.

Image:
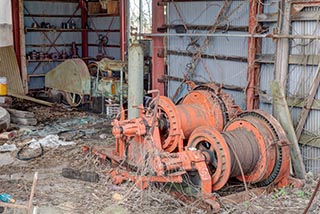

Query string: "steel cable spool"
[[157, 86, 241, 152], [186, 109, 291, 191]]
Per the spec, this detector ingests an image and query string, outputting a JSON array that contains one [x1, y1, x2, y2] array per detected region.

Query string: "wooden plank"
[[295, 64, 320, 139], [260, 93, 320, 110], [300, 133, 320, 148], [167, 50, 248, 63], [20, 0, 28, 94], [271, 81, 306, 179], [273, 0, 292, 88], [256, 54, 320, 66], [8, 91, 53, 107], [257, 11, 320, 22]]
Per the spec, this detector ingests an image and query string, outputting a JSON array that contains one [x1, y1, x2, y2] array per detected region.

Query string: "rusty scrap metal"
[[88, 82, 303, 212]]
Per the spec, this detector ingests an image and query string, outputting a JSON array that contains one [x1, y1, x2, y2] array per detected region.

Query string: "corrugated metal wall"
[[166, 1, 249, 108], [166, 0, 320, 173], [23, 1, 120, 89]]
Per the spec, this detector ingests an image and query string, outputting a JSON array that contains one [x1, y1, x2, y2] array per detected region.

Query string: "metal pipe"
[[120, 67, 123, 109], [139, 0, 143, 39], [138, 32, 320, 40], [128, 43, 144, 119]]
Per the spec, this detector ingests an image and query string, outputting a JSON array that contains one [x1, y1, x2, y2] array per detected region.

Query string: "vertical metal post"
[[246, 0, 262, 110], [80, 0, 88, 61], [120, 0, 127, 60], [139, 0, 143, 39], [128, 43, 144, 119], [120, 67, 123, 108], [11, 0, 21, 70], [151, 0, 165, 95]]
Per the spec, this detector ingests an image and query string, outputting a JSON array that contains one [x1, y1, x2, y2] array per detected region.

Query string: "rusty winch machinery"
[[90, 83, 301, 212]]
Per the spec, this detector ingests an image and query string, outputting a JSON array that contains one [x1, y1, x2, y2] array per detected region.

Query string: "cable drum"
[[222, 129, 260, 177]]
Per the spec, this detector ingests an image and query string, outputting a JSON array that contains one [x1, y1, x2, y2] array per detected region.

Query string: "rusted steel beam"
[[152, 0, 165, 95], [246, 0, 262, 110], [164, 24, 249, 32], [11, 0, 21, 70], [160, 74, 245, 92], [167, 50, 247, 63]]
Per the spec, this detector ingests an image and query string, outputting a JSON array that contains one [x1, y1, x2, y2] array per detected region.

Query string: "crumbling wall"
[[0, 0, 13, 47]]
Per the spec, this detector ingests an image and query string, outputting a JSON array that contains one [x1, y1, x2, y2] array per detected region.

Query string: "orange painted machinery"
[[89, 83, 301, 212]]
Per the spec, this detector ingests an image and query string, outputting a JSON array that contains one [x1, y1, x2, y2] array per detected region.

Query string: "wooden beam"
[[273, 0, 292, 88], [300, 133, 320, 148], [260, 93, 320, 110], [160, 74, 245, 92], [167, 50, 247, 63], [257, 11, 320, 22], [256, 54, 320, 66], [8, 91, 53, 107], [295, 63, 320, 139], [271, 81, 306, 179]]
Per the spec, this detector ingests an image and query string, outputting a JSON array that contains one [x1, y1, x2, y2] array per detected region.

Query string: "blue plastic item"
[[0, 193, 15, 203]]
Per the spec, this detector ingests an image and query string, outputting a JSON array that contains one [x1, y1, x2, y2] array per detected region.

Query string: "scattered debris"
[[0, 131, 16, 140], [61, 168, 99, 183], [0, 153, 15, 166], [0, 193, 15, 203], [0, 143, 16, 152], [0, 107, 10, 130], [0, 96, 12, 108], [112, 193, 123, 201], [7, 108, 37, 126], [27, 135, 75, 149]]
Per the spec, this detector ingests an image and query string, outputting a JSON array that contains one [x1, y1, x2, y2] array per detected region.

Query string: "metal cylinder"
[[128, 43, 144, 119]]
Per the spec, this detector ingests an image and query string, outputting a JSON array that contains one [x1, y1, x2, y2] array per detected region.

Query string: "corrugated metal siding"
[[257, 2, 320, 172], [166, 1, 249, 108], [301, 145, 320, 173], [166, 1, 320, 173]]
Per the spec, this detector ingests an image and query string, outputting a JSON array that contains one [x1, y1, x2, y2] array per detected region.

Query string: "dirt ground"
[[0, 103, 320, 214]]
